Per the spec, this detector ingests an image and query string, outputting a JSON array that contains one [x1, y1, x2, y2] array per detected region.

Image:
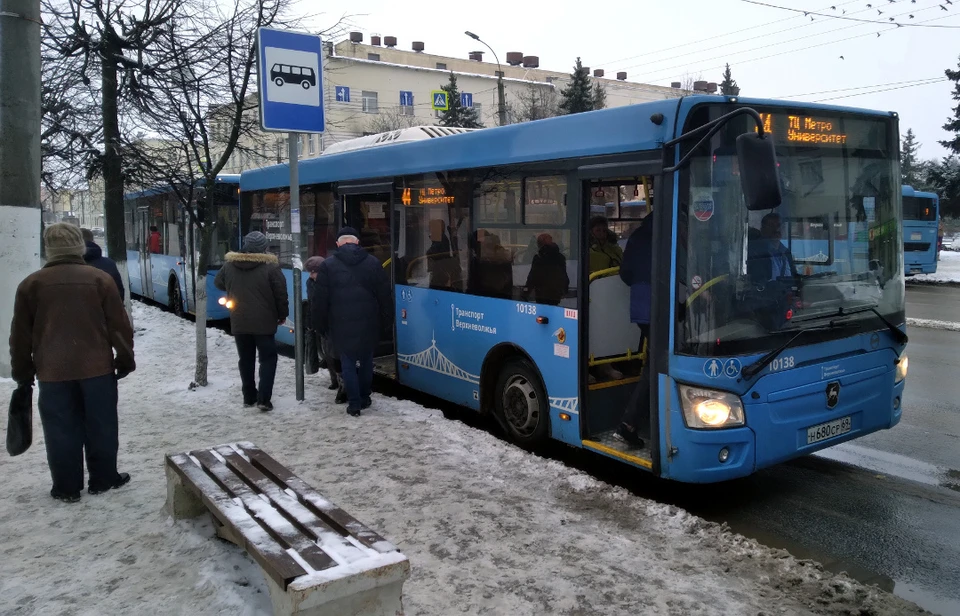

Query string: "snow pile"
[[908, 251, 960, 285], [906, 317, 960, 332], [0, 304, 927, 615]]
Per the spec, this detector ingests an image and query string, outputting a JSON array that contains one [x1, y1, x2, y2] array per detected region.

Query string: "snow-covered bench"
[[165, 441, 410, 616]]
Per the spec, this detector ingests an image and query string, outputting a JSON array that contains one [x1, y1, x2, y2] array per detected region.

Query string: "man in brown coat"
[[9, 223, 136, 503]]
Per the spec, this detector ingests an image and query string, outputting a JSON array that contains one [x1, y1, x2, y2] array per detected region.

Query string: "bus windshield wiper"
[[834, 305, 909, 346], [740, 322, 843, 380]]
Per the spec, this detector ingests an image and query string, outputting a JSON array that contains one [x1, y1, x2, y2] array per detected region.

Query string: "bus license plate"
[[911, 232, 922, 241], [806, 416, 852, 445]]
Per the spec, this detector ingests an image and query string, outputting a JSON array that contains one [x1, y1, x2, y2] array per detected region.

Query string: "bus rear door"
[[338, 184, 397, 377], [136, 205, 155, 299]]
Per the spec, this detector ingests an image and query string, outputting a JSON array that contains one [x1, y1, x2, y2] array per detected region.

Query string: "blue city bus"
[[901, 185, 939, 275], [123, 175, 241, 319], [240, 97, 907, 483]]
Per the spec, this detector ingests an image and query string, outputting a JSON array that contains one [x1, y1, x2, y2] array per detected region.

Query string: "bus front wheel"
[[494, 358, 549, 447]]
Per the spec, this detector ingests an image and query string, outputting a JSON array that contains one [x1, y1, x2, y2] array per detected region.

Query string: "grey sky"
[[305, 0, 959, 160]]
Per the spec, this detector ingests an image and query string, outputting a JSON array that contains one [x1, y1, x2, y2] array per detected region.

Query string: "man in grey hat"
[[9, 223, 135, 503], [215, 231, 288, 411]]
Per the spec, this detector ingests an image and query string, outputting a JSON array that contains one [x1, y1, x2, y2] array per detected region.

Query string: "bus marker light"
[[718, 447, 730, 463], [536, 316, 549, 324], [225, 300, 235, 310], [559, 413, 571, 421], [786, 309, 793, 320]]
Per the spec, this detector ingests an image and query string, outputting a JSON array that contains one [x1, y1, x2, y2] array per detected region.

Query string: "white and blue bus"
[[123, 175, 241, 320], [901, 185, 939, 275], [240, 97, 907, 483]]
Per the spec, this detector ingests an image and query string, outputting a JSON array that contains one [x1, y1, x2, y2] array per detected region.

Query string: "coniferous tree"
[[720, 63, 740, 95], [559, 57, 595, 114], [941, 55, 960, 155], [438, 73, 483, 129], [593, 82, 607, 110], [901, 129, 922, 187]]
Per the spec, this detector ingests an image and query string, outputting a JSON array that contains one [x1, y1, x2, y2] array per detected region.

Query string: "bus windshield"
[[678, 104, 903, 356], [902, 195, 937, 221]]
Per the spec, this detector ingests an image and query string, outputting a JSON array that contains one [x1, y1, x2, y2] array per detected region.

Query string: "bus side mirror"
[[736, 132, 782, 211]]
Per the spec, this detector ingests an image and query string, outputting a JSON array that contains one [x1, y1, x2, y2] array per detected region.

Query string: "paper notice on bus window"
[[554, 343, 570, 358], [863, 197, 875, 223], [367, 203, 385, 219]]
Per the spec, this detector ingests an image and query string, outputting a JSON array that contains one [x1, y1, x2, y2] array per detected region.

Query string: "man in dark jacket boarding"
[[81, 227, 125, 298], [215, 231, 288, 412], [9, 223, 136, 503], [311, 227, 392, 416]]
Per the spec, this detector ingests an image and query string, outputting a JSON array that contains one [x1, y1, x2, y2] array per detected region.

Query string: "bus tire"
[[494, 358, 549, 447], [169, 280, 184, 318]]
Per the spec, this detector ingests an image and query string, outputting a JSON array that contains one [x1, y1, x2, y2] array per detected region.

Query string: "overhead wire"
[[776, 76, 946, 98], [813, 78, 950, 101], [637, 11, 957, 84], [595, 0, 864, 68], [741, 0, 960, 27]]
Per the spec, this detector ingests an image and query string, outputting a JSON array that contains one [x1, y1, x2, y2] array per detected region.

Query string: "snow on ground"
[[0, 304, 928, 616], [908, 251, 960, 285], [906, 318, 960, 333]]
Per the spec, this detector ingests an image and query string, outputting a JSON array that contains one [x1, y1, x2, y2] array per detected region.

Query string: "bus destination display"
[[755, 112, 888, 150]]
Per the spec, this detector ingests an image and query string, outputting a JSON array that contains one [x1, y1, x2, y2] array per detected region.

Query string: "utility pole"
[[0, 1, 43, 378]]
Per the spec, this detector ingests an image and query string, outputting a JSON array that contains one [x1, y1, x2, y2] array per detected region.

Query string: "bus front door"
[[137, 206, 155, 300], [341, 191, 397, 378]]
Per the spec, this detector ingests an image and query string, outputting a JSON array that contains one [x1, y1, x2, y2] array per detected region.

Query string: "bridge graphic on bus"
[[397, 336, 481, 384], [398, 335, 580, 414]]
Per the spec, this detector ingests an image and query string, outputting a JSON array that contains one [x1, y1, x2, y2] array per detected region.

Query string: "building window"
[[436, 62, 447, 70], [297, 135, 304, 156], [368, 53, 380, 61], [362, 91, 378, 113], [308, 134, 316, 155], [473, 102, 482, 116]]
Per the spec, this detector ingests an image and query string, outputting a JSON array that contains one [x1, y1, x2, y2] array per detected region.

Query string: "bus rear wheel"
[[169, 282, 184, 318], [494, 358, 549, 447]]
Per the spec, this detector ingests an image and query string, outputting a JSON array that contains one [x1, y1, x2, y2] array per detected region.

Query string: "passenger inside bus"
[[523, 233, 568, 306], [613, 211, 654, 447], [148, 225, 162, 254], [588, 216, 623, 273], [471, 229, 513, 299], [426, 218, 462, 290]]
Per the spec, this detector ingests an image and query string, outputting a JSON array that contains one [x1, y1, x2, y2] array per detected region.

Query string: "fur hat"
[[304, 256, 325, 273], [242, 231, 268, 253], [44, 223, 86, 260]]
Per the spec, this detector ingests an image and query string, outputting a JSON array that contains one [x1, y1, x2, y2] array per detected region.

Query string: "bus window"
[[398, 174, 471, 291], [903, 196, 937, 221], [301, 187, 336, 259], [587, 179, 652, 246], [471, 174, 576, 306], [243, 189, 293, 264]]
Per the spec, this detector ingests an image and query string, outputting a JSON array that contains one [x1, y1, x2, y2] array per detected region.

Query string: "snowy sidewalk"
[[907, 251, 960, 285], [0, 304, 926, 616]]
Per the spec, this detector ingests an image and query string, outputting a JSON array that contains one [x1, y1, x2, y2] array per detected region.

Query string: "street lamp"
[[465, 31, 507, 127]]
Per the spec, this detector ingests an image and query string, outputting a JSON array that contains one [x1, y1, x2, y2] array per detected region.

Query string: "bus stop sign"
[[256, 27, 325, 133]]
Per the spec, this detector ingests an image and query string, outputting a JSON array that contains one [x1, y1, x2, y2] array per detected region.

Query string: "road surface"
[[906, 285, 960, 323]]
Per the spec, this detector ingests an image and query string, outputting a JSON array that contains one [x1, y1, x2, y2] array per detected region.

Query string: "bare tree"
[[42, 0, 183, 322], [680, 72, 703, 92], [509, 85, 559, 123], [366, 106, 420, 134], [127, 0, 349, 387]]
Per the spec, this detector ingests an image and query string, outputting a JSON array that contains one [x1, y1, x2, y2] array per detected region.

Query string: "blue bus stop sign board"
[[256, 27, 325, 133]]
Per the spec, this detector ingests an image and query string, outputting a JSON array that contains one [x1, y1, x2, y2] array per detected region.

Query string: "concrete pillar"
[[0, 1, 43, 378]]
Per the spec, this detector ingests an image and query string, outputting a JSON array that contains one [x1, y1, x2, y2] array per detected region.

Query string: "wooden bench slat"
[[165, 454, 307, 589], [238, 443, 396, 553], [190, 450, 337, 575], [215, 446, 365, 564]]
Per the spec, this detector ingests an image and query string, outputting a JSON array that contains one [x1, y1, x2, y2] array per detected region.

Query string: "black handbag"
[[6, 383, 33, 456]]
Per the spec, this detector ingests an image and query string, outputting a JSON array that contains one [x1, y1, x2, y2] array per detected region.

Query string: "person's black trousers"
[[235, 334, 278, 404], [37, 374, 121, 496]]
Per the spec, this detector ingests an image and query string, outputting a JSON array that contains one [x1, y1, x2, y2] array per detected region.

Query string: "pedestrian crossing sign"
[[431, 90, 448, 111]]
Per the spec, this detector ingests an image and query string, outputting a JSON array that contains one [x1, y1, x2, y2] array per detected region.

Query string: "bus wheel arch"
[[168, 274, 184, 317], [481, 344, 550, 447]]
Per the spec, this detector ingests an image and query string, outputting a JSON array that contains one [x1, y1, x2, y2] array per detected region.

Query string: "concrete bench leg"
[[264, 561, 409, 616], [165, 464, 207, 520]]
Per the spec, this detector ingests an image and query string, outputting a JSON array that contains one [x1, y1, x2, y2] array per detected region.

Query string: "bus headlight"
[[218, 297, 227, 306], [896, 355, 908, 383], [679, 385, 745, 429]]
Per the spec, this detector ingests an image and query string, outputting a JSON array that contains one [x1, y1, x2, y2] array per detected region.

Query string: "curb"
[[906, 317, 960, 332]]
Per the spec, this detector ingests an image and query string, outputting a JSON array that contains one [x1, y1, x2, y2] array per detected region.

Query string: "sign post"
[[256, 27, 326, 402]]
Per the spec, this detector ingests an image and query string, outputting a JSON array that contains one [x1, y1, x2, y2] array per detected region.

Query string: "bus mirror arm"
[[662, 106, 782, 212]]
